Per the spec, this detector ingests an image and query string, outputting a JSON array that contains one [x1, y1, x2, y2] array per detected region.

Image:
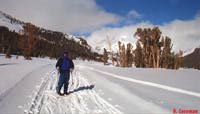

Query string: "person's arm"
[[56, 58, 62, 69], [69, 59, 74, 70], [70, 59, 74, 70]]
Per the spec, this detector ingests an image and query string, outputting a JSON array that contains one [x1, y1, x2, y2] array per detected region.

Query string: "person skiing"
[[56, 51, 74, 96]]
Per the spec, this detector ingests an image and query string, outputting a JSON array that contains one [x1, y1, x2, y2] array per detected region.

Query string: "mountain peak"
[[183, 47, 200, 69]]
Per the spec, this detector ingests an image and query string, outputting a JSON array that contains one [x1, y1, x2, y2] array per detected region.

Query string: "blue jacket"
[[56, 57, 74, 73]]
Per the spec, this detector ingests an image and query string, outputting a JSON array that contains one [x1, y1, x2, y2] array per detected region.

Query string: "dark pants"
[[56, 71, 70, 94]]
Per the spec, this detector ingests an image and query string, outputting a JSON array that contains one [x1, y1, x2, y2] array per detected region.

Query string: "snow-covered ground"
[[0, 55, 55, 96], [0, 55, 56, 113], [0, 55, 200, 114], [77, 61, 200, 113]]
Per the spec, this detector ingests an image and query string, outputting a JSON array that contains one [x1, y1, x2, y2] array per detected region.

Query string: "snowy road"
[[78, 65, 170, 113], [77, 61, 200, 113], [0, 57, 124, 114], [0, 58, 200, 114]]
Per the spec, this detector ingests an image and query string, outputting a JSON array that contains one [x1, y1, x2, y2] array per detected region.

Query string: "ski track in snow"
[[85, 66, 200, 98], [26, 68, 123, 114]]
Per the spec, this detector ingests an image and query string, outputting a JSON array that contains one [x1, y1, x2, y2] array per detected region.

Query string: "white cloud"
[[0, 0, 120, 33], [116, 9, 142, 25], [87, 22, 153, 52], [160, 17, 200, 51], [87, 17, 200, 52], [127, 10, 141, 19]]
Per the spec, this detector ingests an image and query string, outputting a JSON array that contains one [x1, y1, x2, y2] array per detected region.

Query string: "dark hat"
[[63, 51, 68, 54]]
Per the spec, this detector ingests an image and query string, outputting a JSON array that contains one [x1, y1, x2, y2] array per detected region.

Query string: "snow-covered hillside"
[[183, 45, 200, 56], [0, 11, 24, 33], [0, 11, 89, 48], [0, 55, 200, 114]]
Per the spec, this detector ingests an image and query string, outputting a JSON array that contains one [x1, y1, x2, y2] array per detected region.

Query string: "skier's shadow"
[[69, 85, 95, 94]]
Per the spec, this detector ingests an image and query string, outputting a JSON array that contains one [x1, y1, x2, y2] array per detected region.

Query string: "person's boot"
[[64, 83, 69, 95], [57, 92, 64, 96], [64, 92, 70, 95], [56, 86, 64, 96]]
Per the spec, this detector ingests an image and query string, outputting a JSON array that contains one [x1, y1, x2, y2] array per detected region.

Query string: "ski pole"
[[70, 69, 74, 89]]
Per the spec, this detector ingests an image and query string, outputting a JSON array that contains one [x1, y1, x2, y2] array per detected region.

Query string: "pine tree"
[[1, 30, 5, 53], [125, 43, 133, 67], [103, 48, 108, 65], [22, 23, 38, 60], [121, 44, 126, 67], [174, 50, 183, 69], [5, 47, 11, 58], [161, 36, 172, 68], [134, 27, 180, 69], [118, 41, 122, 66], [134, 41, 143, 67]]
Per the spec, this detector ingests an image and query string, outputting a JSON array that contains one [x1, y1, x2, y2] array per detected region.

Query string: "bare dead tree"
[[107, 35, 114, 65]]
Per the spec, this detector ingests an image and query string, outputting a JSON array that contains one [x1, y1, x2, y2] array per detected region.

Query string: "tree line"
[[103, 27, 183, 69]]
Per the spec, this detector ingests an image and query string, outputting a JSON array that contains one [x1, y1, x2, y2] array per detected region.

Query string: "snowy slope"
[[183, 45, 200, 56], [183, 47, 196, 56], [0, 11, 23, 33], [65, 34, 81, 42], [0, 11, 90, 48]]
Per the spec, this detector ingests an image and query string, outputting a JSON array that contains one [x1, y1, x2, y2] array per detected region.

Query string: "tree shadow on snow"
[[69, 85, 95, 94]]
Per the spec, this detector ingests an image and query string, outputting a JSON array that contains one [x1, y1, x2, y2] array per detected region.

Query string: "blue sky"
[[96, 0, 200, 25]]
